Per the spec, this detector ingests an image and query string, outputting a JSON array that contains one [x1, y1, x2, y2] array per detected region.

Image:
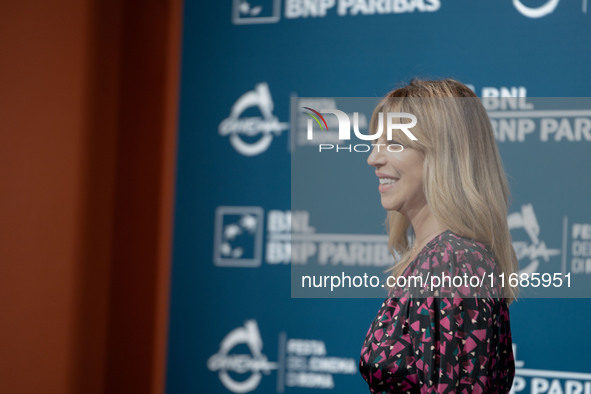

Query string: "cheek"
[[385, 150, 411, 165], [386, 150, 422, 173], [402, 154, 425, 186], [411, 165, 425, 186]]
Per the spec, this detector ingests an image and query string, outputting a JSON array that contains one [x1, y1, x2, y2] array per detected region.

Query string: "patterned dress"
[[359, 230, 515, 393]]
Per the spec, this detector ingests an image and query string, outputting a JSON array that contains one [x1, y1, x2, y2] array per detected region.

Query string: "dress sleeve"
[[408, 296, 508, 393], [406, 237, 515, 393]]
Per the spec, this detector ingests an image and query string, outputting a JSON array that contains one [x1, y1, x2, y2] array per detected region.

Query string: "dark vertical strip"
[[103, 1, 181, 393]]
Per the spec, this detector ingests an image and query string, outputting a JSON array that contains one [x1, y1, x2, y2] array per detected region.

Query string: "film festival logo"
[[508, 203, 560, 275], [219, 82, 289, 156], [513, 0, 560, 17], [207, 320, 278, 393], [513, 0, 588, 18], [213, 206, 264, 267], [303, 107, 417, 153], [208, 319, 358, 393]]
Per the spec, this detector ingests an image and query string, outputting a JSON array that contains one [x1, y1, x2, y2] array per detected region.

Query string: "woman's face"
[[367, 134, 426, 217]]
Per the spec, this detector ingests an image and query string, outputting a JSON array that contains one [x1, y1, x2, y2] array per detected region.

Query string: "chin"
[[381, 203, 406, 216], [380, 200, 399, 212]]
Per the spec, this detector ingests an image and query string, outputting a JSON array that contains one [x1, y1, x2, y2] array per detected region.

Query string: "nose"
[[367, 143, 385, 168]]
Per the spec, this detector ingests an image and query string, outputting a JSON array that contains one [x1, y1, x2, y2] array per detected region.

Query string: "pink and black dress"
[[359, 230, 515, 393]]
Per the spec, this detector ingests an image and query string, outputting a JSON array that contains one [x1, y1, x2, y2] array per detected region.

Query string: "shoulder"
[[412, 230, 502, 297], [422, 230, 497, 273]]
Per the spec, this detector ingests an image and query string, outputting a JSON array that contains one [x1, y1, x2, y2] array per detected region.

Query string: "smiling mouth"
[[379, 178, 398, 185]]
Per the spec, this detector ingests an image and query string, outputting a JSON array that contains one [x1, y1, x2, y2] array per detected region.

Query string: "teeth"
[[379, 178, 398, 185]]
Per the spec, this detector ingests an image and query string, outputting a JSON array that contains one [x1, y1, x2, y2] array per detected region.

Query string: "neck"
[[407, 205, 446, 249]]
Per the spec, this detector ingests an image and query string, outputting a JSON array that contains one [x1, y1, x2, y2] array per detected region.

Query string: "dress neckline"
[[409, 229, 451, 263]]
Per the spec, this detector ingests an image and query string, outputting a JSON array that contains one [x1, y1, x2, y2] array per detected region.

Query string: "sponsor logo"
[[469, 87, 591, 143], [219, 83, 289, 156], [213, 207, 393, 267], [512, 343, 591, 392], [266, 210, 393, 265], [235, 0, 441, 24], [208, 320, 357, 392], [233, 0, 281, 24], [481, 86, 530, 99], [285, 0, 441, 18], [490, 105, 591, 142], [214, 206, 264, 267]]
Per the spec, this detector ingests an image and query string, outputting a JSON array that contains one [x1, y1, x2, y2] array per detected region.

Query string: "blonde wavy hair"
[[372, 78, 519, 303]]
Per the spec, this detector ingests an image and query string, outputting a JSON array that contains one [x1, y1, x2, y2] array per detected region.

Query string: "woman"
[[359, 78, 518, 393]]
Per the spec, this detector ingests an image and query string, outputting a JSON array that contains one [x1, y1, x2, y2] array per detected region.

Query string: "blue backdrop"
[[166, 1, 591, 393]]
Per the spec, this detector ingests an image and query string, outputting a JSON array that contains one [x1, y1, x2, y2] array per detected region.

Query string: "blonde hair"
[[372, 78, 519, 303]]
